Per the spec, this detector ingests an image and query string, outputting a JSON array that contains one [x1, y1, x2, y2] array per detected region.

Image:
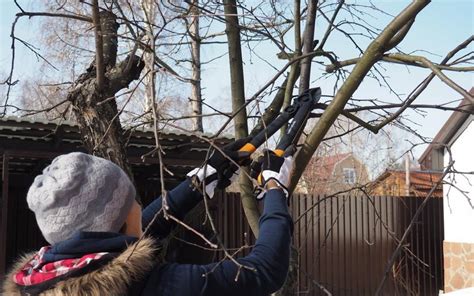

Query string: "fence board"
[[204, 193, 444, 295], [5, 188, 444, 295]]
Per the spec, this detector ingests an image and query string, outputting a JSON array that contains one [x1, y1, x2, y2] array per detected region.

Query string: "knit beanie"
[[27, 152, 136, 245]]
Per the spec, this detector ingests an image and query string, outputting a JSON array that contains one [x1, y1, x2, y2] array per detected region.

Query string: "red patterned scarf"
[[14, 246, 109, 286]]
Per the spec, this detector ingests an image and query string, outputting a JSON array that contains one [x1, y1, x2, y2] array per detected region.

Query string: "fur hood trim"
[[2, 237, 158, 296]]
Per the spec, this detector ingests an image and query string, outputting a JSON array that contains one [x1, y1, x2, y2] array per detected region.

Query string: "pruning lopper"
[[239, 87, 322, 156]]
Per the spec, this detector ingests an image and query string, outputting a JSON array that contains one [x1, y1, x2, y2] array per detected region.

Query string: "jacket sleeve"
[[145, 188, 293, 296], [201, 188, 294, 295], [141, 179, 203, 239]]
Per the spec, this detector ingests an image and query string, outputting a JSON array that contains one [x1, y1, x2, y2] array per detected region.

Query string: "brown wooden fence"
[[204, 192, 444, 296], [4, 189, 443, 295]]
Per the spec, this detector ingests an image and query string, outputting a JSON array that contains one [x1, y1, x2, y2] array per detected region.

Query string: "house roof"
[[371, 169, 443, 198], [0, 116, 232, 183], [419, 88, 474, 164]]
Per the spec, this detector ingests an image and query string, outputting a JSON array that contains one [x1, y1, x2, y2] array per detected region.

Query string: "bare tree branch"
[[290, 0, 431, 192], [15, 11, 92, 23]]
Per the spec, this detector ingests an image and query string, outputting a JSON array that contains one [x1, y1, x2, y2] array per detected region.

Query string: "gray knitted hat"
[[27, 152, 136, 245]]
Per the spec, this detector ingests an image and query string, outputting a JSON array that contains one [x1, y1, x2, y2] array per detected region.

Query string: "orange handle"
[[239, 143, 257, 153], [273, 149, 285, 157], [240, 144, 285, 156]]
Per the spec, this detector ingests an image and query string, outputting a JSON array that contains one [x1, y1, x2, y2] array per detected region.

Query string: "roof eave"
[[418, 88, 474, 163]]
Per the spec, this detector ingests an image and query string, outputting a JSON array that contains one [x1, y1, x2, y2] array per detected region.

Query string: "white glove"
[[250, 149, 295, 200], [187, 138, 251, 198]]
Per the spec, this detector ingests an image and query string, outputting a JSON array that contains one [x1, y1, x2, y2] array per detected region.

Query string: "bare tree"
[[2, 0, 473, 294]]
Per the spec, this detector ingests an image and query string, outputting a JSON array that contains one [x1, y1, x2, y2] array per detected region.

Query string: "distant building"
[[302, 153, 369, 195], [370, 169, 443, 198]]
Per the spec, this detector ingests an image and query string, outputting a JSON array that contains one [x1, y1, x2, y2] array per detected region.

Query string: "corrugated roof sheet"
[[0, 116, 232, 179], [0, 115, 233, 140]]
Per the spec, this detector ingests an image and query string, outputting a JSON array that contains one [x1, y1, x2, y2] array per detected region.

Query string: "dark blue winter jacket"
[[6, 179, 293, 295], [140, 180, 294, 295]]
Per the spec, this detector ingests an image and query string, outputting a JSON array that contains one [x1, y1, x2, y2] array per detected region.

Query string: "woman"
[[3, 139, 294, 296]]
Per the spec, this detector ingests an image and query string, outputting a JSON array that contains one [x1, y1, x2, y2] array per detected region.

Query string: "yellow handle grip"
[[239, 143, 257, 153], [273, 149, 285, 157]]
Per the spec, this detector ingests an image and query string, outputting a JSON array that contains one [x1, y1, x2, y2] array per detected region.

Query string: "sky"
[[197, 1, 473, 160], [0, 0, 473, 161]]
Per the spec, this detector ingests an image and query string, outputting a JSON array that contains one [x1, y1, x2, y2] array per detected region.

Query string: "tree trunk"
[[189, 0, 203, 132], [67, 10, 144, 201], [141, 0, 157, 121], [298, 0, 318, 94], [69, 82, 131, 177], [223, 0, 260, 237]]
